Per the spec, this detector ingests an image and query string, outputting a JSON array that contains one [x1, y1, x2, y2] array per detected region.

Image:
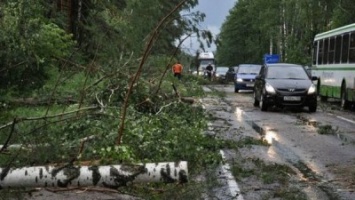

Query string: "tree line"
[[215, 0, 355, 66]]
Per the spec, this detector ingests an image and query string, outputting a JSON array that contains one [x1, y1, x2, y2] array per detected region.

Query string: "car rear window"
[[238, 65, 261, 74]]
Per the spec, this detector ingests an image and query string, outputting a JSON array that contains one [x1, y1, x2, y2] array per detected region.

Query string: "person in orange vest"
[[172, 61, 183, 80]]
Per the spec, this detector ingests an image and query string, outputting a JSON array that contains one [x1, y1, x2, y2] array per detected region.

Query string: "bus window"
[[342, 33, 350, 63], [335, 36, 342, 64], [349, 32, 355, 63], [323, 38, 329, 64], [318, 40, 324, 64], [329, 37, 335, 64]]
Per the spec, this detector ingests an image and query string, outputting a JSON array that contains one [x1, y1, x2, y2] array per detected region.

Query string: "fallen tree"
[[0, 161, 188, 189]]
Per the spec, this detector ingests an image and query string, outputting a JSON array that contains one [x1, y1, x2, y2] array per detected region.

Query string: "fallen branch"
[[0, 106, 98, 131], [5, 97, 77, 106], [0, 118, 16, 153]]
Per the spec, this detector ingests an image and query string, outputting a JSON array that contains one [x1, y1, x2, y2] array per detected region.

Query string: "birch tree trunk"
[[0, 161, 188, 189]]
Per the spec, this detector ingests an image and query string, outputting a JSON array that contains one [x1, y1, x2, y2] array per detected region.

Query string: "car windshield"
[[237, 65, 261, 74], [216, 67, 229, 73], [200, 59, 214, 65], [266, 66, 309, 79]]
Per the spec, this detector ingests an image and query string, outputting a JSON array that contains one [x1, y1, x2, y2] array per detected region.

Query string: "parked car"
[[234, 64, 262, 92], [225, 66, 238, 82], [214, 66, 229, 83], [253, 63, 318, 112]]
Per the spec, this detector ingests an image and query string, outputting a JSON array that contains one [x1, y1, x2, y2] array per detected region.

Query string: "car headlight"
[[216, 74, 220, 77], [265, 82, 276, 94], [308, 84, 316, 94], [236, 78, 243, 82]]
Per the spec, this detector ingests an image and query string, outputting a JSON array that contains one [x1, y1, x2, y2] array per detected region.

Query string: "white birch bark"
[[0, 161, 188, 189]]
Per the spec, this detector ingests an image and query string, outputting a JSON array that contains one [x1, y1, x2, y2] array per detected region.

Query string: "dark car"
[[225, 66, 238, 82], [253, 63, 318, 112], [214, 66, 229, 83], [234, 64, 262, 92]]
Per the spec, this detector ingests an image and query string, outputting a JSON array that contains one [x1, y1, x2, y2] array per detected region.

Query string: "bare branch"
[[116, 0, 190, 145], [0, 118, 17, 153], [0, 106, 97, 131]]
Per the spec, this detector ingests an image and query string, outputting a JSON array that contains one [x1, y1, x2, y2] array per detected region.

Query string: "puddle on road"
[[245, 119, 342, 199]]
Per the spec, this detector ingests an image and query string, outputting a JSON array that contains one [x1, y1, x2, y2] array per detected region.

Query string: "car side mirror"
[[255, 75, 261, 79], [311, 76, 318, 81]]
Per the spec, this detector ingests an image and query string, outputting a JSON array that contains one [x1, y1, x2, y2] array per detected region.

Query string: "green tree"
[[216, 0, 355, 66], [0, 0, 75, 93]]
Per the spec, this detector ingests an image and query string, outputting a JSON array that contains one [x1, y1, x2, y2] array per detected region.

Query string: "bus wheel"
[[341, 85, 349, 109]]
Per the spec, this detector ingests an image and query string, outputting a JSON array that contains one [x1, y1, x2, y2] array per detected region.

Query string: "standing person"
[[205, 63, 213, 81], [172, 61, 183, 80]]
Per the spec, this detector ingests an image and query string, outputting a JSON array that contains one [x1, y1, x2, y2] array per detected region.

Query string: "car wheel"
[[260, 93, 268, 111], [320, 95, 328, 102], [234, 88, 239, 93], [308, 102, 317, 113], [253, 91, 259, 107]]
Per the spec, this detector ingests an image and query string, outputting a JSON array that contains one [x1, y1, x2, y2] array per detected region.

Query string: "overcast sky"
[[181, 0, 238, 54]]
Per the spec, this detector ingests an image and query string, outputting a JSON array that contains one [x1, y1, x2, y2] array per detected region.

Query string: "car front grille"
[[277, 88, 306, 92]]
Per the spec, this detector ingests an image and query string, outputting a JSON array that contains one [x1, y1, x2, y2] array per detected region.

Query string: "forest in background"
[[216, 0, 355, 66]]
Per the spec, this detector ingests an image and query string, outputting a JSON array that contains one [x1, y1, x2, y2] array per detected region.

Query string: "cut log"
[[0, 161, 188, 189]]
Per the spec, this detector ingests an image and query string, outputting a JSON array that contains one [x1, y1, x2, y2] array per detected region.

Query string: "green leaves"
[[0, 0, 75, 92], [34, 23, 75, 59]]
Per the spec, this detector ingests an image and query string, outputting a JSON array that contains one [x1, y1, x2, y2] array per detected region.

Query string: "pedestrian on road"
[[172, 61, 183, 80], [206, 63, 213, 81]]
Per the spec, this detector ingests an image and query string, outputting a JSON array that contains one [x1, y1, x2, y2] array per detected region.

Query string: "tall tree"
[[216, 0, 355, 66]]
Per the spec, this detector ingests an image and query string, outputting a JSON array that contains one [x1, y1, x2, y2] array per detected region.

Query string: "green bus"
[[312, 23, 355, 108]]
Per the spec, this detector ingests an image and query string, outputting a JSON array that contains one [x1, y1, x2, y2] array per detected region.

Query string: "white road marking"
[[219, 150, 244, 200], [336, 116, 355, 125]]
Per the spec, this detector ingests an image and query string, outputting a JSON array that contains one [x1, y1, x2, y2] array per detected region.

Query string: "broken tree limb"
[[0, 161, 188, 189], [0, 106, 98, 131], [5, 96, 77, 106]]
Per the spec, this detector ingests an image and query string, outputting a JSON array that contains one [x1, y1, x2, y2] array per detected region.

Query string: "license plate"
[[284, 96, 301, 101], [246, 83, 254, 87]]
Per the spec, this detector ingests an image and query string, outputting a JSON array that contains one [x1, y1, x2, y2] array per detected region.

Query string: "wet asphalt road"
[[203, 84, 355, 200]]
